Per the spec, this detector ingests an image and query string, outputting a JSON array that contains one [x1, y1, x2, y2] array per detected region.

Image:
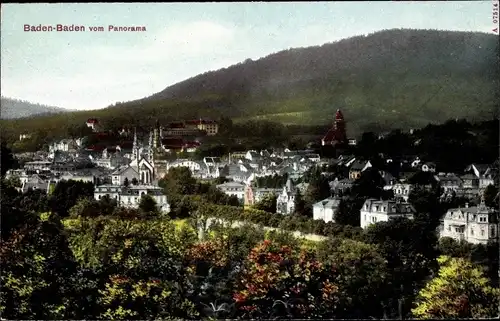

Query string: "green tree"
[[412, 255, 499, 319], [159, 167, 196, 196], [0, 216, 80, 319], [293, 190, 306, 216], [305, 175, 331, 204], [254, 193, 277, 213], [1, 142, 17, 177], [139, 194, 159, 217], [49, 180, 95, 217], [363, 217, 439, 318], [69, 198, 101, 218], [350, 167, 385, 199], [483, 184, 498, 208], [334, 198, 363, 227], [233, 240, 339, 319], [316, 237, 388, 318]]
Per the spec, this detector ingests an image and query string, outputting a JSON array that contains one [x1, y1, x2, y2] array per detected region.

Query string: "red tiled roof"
[[322, 129, 337, 143], [335, 109, 344, 120], [86, 118, 99, 124]]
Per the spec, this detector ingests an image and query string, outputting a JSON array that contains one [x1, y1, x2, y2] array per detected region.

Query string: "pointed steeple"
[[132, 127, 137, 151], [148, 130, 154, 163]]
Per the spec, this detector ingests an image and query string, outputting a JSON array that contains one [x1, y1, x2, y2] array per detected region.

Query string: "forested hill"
[[1, 29, 498, 146], [0, 97, 67, 119], [127, 28, 497, 133]]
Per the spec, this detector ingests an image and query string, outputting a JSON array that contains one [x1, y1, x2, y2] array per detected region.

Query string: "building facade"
[[313, 197, 341, 223], [440, 200, 498, 245], [94, 184, 170, 213], [360, 199, 415, 229]]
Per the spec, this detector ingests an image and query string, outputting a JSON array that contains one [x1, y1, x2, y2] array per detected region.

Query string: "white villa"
[[313, 197, 341, 223], [440, 199, 498, 245], [360, 199, 415, 229], [216, 181, 246, 201], [94, 184, 170, 213]]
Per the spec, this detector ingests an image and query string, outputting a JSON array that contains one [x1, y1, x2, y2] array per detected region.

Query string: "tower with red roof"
[[321, 109, 347, 146]]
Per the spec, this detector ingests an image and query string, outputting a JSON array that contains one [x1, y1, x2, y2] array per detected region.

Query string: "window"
[[481, 229, 485, 236], [491, 227, 496, 238], [470, 228, 474, 236], [448, 226, 451, 231]]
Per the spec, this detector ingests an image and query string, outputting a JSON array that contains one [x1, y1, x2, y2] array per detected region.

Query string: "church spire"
[[133, 127, 137, 151], [148, 130, 154, 162]]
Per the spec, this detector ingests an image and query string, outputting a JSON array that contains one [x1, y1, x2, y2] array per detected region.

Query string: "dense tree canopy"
[[412, 255, 499, 319]]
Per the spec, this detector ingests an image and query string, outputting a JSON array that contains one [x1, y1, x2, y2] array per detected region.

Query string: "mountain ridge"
[[1, 28, 498, 145], [0, 97, 68, 119], [112, 28, 497, 132]]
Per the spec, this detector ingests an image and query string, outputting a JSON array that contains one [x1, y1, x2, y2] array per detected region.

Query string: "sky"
[[0, 2, 496, 110]]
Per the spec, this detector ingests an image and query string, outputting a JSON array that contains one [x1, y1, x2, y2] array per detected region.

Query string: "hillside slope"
[[0, 97, 67, 119], [1, 28, 498, 145], [133, 28, 497, 132]]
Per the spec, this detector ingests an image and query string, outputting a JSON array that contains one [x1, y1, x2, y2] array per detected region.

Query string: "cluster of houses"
[[217, 153, 499, 245], [7, 114, 499, 245]]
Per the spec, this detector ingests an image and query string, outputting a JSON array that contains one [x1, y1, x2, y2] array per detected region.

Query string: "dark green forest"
[[1, 141, 499, 319]]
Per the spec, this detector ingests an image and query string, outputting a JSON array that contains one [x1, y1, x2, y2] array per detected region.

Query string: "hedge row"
[[194, 201, 364, 241]]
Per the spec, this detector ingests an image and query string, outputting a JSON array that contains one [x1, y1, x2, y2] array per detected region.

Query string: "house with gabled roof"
[[313, 197, 342, 223], [465, 164, 491, 179], [216, 181, 246, 202], [435, 173, 463, 196], [440, 198, 498, 244], [348, 160, 372, 180], [360, 199, 415, 229]]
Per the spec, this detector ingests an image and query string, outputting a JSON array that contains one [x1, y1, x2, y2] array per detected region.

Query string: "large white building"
[[216, 182, 246, 201], [440, 199, 498, 245], [360, 199, 415, 229], [94, 184, 170, 213], [313, 197, 341, 223]]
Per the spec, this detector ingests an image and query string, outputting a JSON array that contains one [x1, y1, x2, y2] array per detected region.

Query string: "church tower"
[[153, 120, 159, 150], [333, 109, 347, 143], [148, 130, 154, 164], [132, 127, 139, 161]]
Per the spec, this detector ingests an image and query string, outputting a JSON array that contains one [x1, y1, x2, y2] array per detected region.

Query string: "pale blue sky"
[[0, 2, 495, 110]]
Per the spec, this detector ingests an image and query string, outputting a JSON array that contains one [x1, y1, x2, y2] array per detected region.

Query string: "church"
[[128, 128, 157, 185], [110, 128, 159, 187], [321, 109, 348, 147]]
